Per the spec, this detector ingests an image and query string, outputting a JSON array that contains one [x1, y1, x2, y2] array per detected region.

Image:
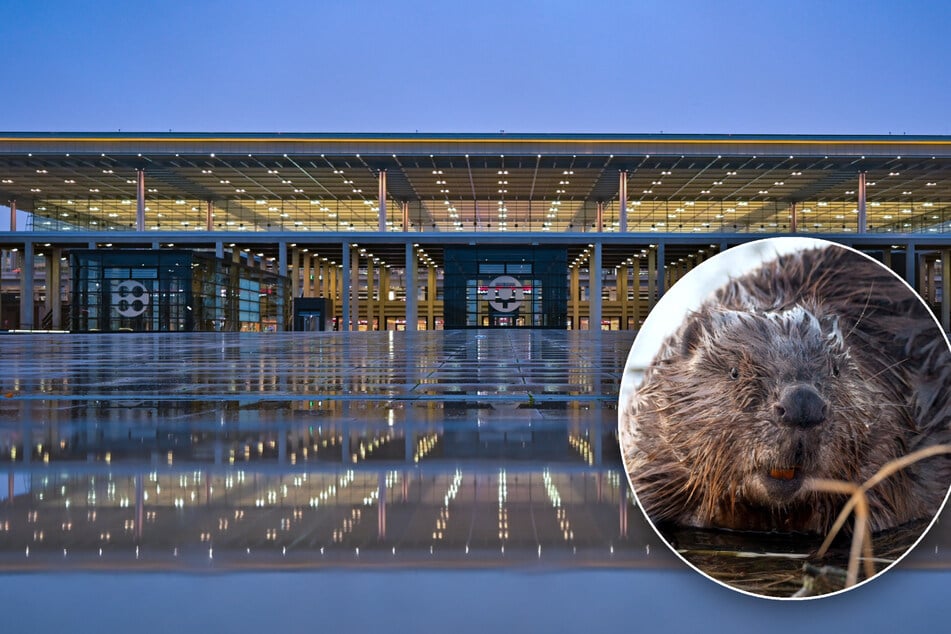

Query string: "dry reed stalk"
[[805, 443, 951, 588]]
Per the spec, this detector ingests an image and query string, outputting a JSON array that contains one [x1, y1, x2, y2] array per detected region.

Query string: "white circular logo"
[[112, 280, 150, 317], [486, 275, 525, 313]]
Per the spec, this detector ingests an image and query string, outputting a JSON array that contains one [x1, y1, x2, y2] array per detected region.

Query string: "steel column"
[[136, 169, 146, 231], [618, 171, 628, 233], [857, 172, 867, 233], [405, 243, 417, 331]]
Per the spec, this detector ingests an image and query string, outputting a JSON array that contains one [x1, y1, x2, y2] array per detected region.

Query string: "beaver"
[[621, 244, 951, 534]]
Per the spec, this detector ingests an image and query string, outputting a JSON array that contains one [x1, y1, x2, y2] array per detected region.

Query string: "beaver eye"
[[831, 360, 840, 377], [729, 367, 740, 380]]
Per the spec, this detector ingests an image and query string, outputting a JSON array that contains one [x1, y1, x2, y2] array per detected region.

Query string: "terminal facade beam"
[[427, 265, 436, 329], [8, 199, 15, 232], [905, 242, 916, 289], [590, 243, 602, 330], [570, 266, 580, 330], [379, 267, 388, 330], [405, 243, 417, 331], [943, 250, 950, 332], [46, 248, 62, 329], [366, 260, 375, 329], [20, 241, 34, 329], [341, 243, 351, 331], [136, 170, 146, 231], [350, 249, 359, 329], [618, 171, 628, 233], [647, 247, 656, 311], [378, 170, 387, 232], [857, 172, 867, 233]]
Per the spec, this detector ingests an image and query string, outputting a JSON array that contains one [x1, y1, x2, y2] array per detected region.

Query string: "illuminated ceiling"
[[2, 133, 951, 235]]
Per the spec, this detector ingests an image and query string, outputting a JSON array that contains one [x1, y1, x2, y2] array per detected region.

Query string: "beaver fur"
[[622, 244, 951, 534]]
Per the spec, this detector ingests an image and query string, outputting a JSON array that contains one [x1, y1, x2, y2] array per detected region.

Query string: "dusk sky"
[[2, 0, 950, 135]]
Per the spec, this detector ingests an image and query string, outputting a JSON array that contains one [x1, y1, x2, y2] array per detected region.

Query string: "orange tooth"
[[770, 467, 797, 481]]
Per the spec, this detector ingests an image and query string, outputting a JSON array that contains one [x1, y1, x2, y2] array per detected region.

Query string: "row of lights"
[[433, 469, 463, 541]]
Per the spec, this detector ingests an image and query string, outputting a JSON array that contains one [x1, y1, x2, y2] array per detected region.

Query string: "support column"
[[790, 201, 798, 233], [905, 243, 916, 290], [136, 169, 146, 231], [20, 241, 34, 330], [402, 201, 410, 232], [618, 171, 628, 233], [290, 248, 300, 299], [596, 201, 604, 233], [45, 248, 62, 329], [427, 265, 436, 329], [206, 200, 214, 231], [302, 252, 311, 298], [590, 243, 602, 331], [277, 242, 287, 332], [367, 260, 375, 330], [51, 248, 62, 329], [942, 250, 950, 333], [618, 265, 628, 330], [330, 264, 339, 326], [632, 260, 641, 329], [647, 248, 657, 311], [405, 243, 418, 331], [570, 266, 580, 330], [656, 242, 666, 299], [8, 199, 15, 232], [379, 267, 389, 331], [341, 244, 351, 331], [378, 170, 387, 232], [317, 259, 325, 297], [923, 257, 933, 305], [857, 172, 867, 234], [350, 250, 360, 330]]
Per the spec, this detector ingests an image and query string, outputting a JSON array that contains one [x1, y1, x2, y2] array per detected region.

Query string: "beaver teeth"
[[769, 467, 798, 481]]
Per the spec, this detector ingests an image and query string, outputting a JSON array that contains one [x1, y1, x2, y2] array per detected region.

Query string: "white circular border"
[[618, 236, 951, 600]]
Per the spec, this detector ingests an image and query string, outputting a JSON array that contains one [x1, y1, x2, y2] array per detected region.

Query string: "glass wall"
[[442, 247, 567, 329], [71, 250, 288, 332]]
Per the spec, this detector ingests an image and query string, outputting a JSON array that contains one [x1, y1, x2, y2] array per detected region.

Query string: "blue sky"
[[2, 0, 950, 134]]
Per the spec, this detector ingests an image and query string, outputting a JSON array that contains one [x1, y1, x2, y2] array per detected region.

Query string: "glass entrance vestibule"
[[442, 247, 567, 329], [70, 250, 289, 332]]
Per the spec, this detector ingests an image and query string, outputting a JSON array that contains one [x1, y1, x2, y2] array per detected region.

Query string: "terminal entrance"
[[443, 247, 567, 329]]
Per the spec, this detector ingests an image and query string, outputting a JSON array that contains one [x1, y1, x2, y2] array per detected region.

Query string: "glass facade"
[[443, 247, 567, 328], [70, 250, 289, 332]]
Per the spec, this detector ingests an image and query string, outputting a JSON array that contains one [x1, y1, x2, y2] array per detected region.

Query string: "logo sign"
[[486, 275, 525, 313], [112, 280, 150, 317]]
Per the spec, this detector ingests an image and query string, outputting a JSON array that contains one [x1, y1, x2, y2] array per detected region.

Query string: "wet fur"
[[622, 246, 951, 534]]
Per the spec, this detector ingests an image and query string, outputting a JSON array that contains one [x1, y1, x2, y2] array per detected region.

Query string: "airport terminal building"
[[5, 133, 951, 577], [2, 132, 951, 332]]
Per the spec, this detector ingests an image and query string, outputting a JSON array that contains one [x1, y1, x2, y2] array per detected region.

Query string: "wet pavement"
[[0, 330, 948, 591]]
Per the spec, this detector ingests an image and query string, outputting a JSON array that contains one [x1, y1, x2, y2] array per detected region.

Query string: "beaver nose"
[[774, 385, 828, 429]]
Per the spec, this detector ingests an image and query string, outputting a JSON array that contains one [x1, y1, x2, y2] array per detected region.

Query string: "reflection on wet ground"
[[0, 331, 948, 595]]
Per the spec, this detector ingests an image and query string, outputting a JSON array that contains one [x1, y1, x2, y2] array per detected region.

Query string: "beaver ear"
[[820, 314, 845, 348], [679, 309, 740, 356], [679, 315, 707, 356]]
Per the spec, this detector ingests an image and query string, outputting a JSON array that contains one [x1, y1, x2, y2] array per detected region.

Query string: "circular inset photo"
[[619, 237, 951, 598]]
